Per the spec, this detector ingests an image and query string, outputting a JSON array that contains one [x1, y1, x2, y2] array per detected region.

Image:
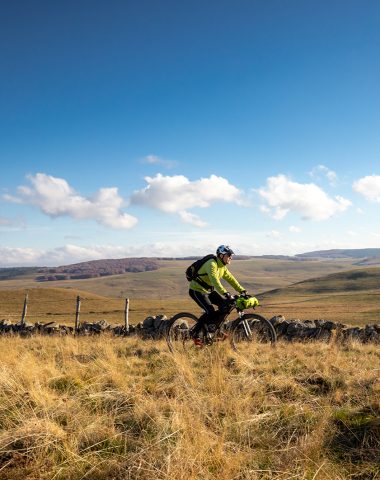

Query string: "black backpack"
[[185, 254, 217, 290]]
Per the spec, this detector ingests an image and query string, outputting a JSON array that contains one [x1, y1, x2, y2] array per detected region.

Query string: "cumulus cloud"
[[0, 247, 42, 266], [309, 164, 337, 185], [3, 173, 137, 229], [130, 173, 245, 226], [289, 226, 301, 233], [258, 174, 351, 221], [178, 211, 207, 227], [353, 175, 380, 203], [142, 154, 177, 169], [2, 236, 379, 267], [266, 230, 280, 238], [0, 242, 216, 267], [0, 244, 140, 267]]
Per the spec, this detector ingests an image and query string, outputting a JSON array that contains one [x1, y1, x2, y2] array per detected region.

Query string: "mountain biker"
[[189, 245, 247, 346]]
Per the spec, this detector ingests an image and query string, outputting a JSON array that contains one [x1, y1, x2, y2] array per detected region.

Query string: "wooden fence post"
[[21, 292, 28, 326], [124, 298, 129, 334], [75, 296, 81, 334]]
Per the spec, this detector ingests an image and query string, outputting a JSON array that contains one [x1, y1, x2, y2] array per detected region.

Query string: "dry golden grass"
[[0, 258, 367, 299], [0, 336, 379, 479], [0, 288, 197, 326], [259, 291, 380, 326], [1, 285, 378, 329], [1, 261, 379, 328]]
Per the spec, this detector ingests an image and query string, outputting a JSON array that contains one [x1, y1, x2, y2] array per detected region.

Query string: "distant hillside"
[[0, 267, 39, 281], [35, 258, 160, 282], [296, 248, 380, 259], [264, 267, 380, 295], [1, 249, 379, 284]]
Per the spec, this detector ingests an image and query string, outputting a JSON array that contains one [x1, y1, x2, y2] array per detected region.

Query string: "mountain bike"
[[166, 294, 277, 353]]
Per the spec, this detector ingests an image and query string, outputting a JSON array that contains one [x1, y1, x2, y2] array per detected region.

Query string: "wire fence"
[[0, 293, 131, 332]]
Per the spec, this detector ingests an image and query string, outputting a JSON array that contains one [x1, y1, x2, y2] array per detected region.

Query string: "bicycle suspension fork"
[[240, 313, 253, 337]]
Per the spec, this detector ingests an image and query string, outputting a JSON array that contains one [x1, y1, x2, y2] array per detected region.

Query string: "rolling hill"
[[1, 248, 380, 283], [296, 248, 380, 259], [269, 267, 380, 295], [0, 257, 366, 298], [0, 265, 379, 327], [260, 267, 380, 325], [0, 251, 379, 327]]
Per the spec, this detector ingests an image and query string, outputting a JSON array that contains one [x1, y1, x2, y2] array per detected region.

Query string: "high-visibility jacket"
[[189, 256, 245, 295]]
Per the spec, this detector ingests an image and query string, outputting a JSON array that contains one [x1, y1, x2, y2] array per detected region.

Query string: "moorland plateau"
[[0, 249, 379, 326], [0, 249, 379, 479]]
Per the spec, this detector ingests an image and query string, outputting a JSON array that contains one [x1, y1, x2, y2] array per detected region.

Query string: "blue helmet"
[[216, 245, 235, 256]]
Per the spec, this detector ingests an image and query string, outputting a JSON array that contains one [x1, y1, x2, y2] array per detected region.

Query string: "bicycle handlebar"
[[226, 293, 260, 310]]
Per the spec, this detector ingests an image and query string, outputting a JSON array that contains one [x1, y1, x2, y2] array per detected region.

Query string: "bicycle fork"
[[240, 314, 253, 338]]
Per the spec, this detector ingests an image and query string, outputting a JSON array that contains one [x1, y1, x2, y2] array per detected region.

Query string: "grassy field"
[[0, 287, 194, 326], [0, 336, 378, 479], [0, 259, 379, 479], [0, 261, 379, 327], [260, 268, 380, 325], [0, 258, 364, 298]]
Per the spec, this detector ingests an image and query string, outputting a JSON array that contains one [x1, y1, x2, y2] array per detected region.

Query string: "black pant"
[[189, 289, 226, 336]]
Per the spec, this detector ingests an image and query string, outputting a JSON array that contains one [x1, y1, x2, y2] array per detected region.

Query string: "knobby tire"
[[166, 312, 198, 353], [230, 313, 277, 351]]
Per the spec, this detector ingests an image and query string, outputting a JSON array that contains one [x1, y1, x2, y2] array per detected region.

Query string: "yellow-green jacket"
[[189, 257, 245, 295]]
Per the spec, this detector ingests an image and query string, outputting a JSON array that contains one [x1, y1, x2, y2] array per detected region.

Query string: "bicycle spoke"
[[166, 312, 198, 353], [230, 313, 277, 351]]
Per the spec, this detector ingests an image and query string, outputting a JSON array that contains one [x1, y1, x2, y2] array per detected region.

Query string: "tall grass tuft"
[[0, 336, 378, 479]]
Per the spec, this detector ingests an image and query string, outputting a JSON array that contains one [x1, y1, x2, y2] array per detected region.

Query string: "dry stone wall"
[[0, 315, 379, 344]]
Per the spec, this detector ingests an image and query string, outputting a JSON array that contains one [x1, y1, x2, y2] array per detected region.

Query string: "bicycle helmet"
[[216, 245, 235, 256]]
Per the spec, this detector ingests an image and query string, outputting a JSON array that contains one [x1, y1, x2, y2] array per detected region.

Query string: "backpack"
[[185, 254, 217, 290]]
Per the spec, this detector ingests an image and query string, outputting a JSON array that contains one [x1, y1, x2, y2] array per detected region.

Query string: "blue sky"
[[1, 0, 379, 266]]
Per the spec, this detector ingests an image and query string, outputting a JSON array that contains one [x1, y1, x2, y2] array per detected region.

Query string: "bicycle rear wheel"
[[230, 313, 277, 351], [166, 312, 198, 353]]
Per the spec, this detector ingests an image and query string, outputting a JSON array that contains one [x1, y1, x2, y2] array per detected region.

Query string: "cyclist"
[[189, 245, 247, 346]]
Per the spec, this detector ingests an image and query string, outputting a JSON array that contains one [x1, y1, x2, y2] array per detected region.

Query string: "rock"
[[154, 314, 167, 329], [143, 316, 155, 329]]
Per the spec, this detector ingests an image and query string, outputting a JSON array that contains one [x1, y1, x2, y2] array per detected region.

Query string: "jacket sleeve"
[[205, 260, 227, 295], [222, 268, 245, 293]]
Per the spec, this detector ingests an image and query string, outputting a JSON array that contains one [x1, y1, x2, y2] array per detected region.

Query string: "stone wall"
[[0, 314, 379, 344]]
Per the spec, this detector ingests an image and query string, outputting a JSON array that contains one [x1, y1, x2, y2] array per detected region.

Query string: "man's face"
[[221, 253, 232, 265]]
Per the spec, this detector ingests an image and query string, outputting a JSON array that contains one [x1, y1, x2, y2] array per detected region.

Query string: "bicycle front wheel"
[[230, 313, 277, 351], [166, 312, 198, 353]]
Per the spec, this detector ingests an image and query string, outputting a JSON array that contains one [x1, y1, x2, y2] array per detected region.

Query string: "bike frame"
[[202, 305, 247, 343]]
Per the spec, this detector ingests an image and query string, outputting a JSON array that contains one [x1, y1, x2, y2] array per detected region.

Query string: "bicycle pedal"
[[193, 338, 204, 347]]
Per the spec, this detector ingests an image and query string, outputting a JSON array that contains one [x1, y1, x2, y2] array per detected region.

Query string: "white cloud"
[[178, 211, 207, 227], [309, 164, 338, 186], [258, 174, 351, 221], [1, 235, 380, 267], [142, 154, 177, 169], [0, 243, 216, 267], [266, 230, 280, 238], [3, 173, 137, 229], [289, 226, 301, 233], [130, 173, 245, 226], [353, 175, 380, 203]]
